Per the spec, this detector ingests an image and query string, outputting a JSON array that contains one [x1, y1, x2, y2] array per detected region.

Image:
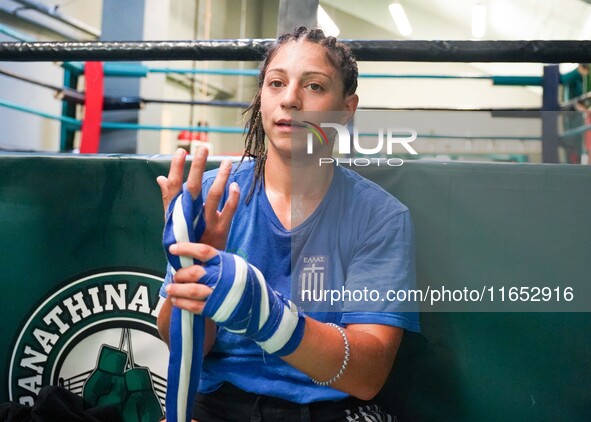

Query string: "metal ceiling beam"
[[11, 0, 100, 38]]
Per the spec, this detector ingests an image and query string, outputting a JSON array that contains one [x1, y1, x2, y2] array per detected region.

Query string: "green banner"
[[1, 153, 590, 421]]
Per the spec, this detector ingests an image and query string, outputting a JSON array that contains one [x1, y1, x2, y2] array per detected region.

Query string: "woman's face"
[[260, 40, 358, 159]]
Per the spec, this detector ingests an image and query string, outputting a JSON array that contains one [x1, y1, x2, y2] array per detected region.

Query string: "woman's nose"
[[280, 84, 302, 109]]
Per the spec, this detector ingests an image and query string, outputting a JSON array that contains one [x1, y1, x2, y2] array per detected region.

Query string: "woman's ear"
[[342, 93, 359, 124]]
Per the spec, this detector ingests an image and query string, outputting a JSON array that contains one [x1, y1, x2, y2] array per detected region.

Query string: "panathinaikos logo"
[[8, 271, 169, 422]]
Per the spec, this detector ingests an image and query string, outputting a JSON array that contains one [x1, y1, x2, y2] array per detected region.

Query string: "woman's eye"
[[269, 80, 283, 88]]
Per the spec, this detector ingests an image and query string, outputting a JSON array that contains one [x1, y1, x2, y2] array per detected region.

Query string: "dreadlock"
[[241, 26, 359, 203]]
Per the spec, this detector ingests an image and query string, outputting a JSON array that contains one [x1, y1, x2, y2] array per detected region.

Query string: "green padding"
[[0, 154, 589, 421], [491, 75, 543, 86], [62, 62, 149, 77], [358, 162, 591, 420]]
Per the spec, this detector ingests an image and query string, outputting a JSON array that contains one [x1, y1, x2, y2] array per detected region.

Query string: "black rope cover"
[[1, 40, 591, 62]]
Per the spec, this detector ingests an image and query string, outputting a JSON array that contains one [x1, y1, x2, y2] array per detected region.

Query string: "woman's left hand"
[[157, 148, 240, 250], [165, 243, 218, 314]]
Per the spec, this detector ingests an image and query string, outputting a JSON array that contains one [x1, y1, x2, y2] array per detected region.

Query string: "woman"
[[157, 27, 420, 421]]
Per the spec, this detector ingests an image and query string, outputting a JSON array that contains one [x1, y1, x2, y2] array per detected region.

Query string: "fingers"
[[165, 282, 212, 314], [166, 148, 188, 195], [201, 161, 240, 249], [204, 160, 233, 224], [157, 147, 210, 216], [166, 264, 212, 315], [156, 148, 186, 214], [173, 265, 207, 283], [156, 175, 168, 195], [219, 182, 240, 228], [166, 279, 211, 298], [156, 175, 170, 215], [169, 242, 219, 263], [185, 147, 209, 199]]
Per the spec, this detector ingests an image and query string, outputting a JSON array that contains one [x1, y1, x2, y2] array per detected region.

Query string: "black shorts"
[[192, 382, 396, 422]]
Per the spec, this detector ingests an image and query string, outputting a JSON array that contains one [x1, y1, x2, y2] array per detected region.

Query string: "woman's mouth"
[[275, 119, 307, 131]]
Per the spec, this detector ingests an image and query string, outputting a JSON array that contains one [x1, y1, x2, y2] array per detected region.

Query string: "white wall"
[[159, 0, 268, 156], [0, 34, 64, 151], [0, 0, 101, 152], [137, 0, 170, 155]]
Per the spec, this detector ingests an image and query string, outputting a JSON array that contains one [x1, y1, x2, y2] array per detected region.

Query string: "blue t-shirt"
[[160, 159, 420, 404]]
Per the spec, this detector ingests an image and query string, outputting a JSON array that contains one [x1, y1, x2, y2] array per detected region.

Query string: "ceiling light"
[[317, 5, 340, 37], [389, 2, 412, 37], [472, 3, 487, 38]]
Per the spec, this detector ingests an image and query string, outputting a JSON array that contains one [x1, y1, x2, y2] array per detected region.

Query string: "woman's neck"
[[264, 149, 334, 229]]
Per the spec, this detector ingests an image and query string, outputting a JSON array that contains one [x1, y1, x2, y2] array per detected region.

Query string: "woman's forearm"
[[282, 318, 403, 400]]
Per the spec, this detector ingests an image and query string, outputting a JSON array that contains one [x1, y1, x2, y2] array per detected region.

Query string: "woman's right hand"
[[156, 147, 240, 250]]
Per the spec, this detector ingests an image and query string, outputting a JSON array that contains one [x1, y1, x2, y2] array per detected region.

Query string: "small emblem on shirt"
[[299, 255, 328, 295]]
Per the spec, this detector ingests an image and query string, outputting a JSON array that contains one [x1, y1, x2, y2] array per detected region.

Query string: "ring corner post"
[[542, 64, 560, 163]]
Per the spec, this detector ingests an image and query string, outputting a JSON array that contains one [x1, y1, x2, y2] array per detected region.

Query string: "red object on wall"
[[177, 128, 209, 143], [80, 62, 104, 153]]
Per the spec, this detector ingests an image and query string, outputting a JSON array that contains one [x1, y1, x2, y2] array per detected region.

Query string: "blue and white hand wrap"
[[163, 182, 306, 421], [199, 251, 306, 356], [163, 184, 206, 422]]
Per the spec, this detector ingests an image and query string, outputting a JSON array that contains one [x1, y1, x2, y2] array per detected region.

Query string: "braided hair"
[[241, 26, 359, 203]]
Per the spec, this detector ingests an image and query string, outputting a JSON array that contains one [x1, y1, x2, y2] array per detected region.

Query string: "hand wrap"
[[199, 252, 306, 356], [163, 184, 206, 422]]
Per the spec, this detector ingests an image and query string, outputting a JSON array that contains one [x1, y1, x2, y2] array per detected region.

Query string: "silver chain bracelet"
[[311, 323, 350, 386]]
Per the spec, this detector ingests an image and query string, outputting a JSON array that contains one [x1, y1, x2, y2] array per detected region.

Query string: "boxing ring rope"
[[0, 65, 558, 112], [148, 67, 537, 84], [62, 61, 551, 85], [0, 98, 80, 126], [0, 97, 544, 144], [1, 38, 590, 159], [2, 39, 591, 62], [561, 123, 591, 140]]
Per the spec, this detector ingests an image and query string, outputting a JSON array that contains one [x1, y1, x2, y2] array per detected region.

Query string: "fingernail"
[[176, 148, 185, 157], [170, 298, 177, 304], [165, 285, 171, 293], [230, 182, 240, 193], [169, 244, 178, 253]]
